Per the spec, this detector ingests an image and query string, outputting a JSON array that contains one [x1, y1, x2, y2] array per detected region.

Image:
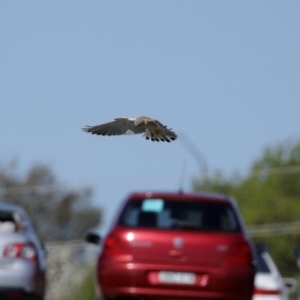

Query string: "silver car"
[[253, 244, 296, 300], [0, 202, 46, 300]]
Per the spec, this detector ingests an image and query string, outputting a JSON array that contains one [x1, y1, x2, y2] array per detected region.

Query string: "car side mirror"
[[85, 232, 101, 245], [282, 278, 297, 294]]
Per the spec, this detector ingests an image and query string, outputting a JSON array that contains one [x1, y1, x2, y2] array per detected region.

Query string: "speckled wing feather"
[[82, 118, 144, 136]]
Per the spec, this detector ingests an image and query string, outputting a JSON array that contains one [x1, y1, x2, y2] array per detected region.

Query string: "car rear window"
[[255, 252, 271, 273], [0, 210, 25, 233], [0, 211, 17, 233], [118, 198, 240, 232]]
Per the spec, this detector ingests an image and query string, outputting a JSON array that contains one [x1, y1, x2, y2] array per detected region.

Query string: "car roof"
[[126, 191, 235, 204]]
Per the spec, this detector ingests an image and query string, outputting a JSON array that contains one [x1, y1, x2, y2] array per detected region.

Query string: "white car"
[[0, 203, 47, 300], [253, 244, 296, 300]]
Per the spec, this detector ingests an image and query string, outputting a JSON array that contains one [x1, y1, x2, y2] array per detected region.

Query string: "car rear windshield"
[[0, 211, 17, 233], [256, 253, 271, 273], [118, 198, 241, 232], [0, 210, 26, 233]]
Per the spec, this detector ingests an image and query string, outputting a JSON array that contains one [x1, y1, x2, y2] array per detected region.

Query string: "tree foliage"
[[0, 161, 101, 242], [193, 139, 300, 276]]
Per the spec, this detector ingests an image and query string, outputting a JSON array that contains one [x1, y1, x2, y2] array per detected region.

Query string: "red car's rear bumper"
[[98, 261, 254, 300]]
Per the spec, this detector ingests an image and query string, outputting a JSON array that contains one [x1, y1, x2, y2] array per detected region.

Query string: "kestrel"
[[82, 116, 177, 142]]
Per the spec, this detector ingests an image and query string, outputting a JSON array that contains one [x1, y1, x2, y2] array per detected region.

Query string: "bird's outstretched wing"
[[82, 118, 144, 136], [143, 119, 177, 142]]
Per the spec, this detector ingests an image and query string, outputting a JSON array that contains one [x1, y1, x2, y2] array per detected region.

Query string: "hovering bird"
[[82, 116, 177, 142]]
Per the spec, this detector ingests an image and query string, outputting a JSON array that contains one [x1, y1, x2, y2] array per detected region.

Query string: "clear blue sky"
[[1, 1, 299, 234]]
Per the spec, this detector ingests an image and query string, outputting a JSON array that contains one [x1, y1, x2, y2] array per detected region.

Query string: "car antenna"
[[178, 159, 187, 194]]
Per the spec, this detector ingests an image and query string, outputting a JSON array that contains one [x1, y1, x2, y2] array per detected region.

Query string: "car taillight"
[[102, 234, 132, 258], [226, 242, 253, 264], [253, 288, 281, 295], [3, 242, 37, 261]]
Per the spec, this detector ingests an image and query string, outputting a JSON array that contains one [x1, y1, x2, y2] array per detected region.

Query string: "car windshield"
[[118, 198, 240, 232]]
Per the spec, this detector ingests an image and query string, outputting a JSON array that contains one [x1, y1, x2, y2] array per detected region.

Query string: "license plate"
[[158, 271, 196, 284]]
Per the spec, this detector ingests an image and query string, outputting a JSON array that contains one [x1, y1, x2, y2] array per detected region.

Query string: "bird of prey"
[[82, 116, 177, 142]]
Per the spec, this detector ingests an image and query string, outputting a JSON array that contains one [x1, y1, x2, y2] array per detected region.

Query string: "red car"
[[86, 191, 255, 300]]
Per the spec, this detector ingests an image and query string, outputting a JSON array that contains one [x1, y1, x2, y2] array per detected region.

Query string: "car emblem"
[[173, 237, 184, 249]]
